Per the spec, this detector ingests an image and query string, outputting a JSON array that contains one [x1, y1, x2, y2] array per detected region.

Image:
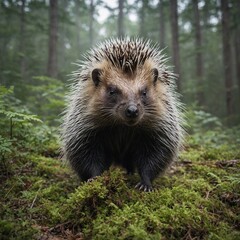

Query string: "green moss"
[[1, 128, 240, 239], [0, 219, 39, 240], [30, 155, 68, 177]]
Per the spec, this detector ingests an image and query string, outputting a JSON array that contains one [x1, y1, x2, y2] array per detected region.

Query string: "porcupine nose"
[[125, 105, 139, 119]]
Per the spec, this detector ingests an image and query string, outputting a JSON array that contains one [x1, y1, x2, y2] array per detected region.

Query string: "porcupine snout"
[[125, 104, 139, 119]]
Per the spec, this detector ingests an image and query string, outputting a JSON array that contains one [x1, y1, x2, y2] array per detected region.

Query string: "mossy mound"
[[1, 132, 240, 239]]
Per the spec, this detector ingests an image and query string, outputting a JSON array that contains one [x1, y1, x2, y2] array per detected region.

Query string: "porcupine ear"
[[152, 68, 159, 84], [92, 68, 102, 86]]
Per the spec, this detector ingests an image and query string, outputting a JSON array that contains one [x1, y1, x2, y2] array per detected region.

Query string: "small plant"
[[0, 86, 42, 137], [186, 109, 222, 133], [0, 135, 13, 173], [0, 109, 42, 139], [0, 86, 59, 173]]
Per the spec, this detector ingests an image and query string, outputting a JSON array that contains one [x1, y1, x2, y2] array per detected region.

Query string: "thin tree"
[[220, 0, 233, 116], [118, 0, 124, 37], [139, 0, 148, 37], [75, 0, 81, 51], [19, 0, 26, 80], [202, 0, 210, 28], [192, 0, 204, 105], [233, 0, 240, 101], [159, 0, 165, 49], [47, 0, 58, 78], [170, 0, 181, 91], [89, 0, 94, 46]]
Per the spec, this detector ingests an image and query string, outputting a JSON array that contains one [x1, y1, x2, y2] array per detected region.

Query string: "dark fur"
[[64, 123, 178, 191]]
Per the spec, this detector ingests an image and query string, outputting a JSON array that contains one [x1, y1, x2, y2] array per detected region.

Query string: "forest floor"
[[0, 129, 240, 240]]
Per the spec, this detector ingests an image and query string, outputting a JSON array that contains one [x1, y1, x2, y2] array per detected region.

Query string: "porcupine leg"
[[135, 145, 173, 192], [135, 162, 164, 192], [135, 165, 156, 192], [69, 146, 111, 182], [122, 157, 135, 175]]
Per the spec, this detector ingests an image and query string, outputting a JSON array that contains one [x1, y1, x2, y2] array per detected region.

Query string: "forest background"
[[0, 0, 240, 239], [1, 0, 240, 124]]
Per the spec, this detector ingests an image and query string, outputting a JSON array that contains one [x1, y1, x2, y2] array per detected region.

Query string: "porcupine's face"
[[89, 59, 163, 127]]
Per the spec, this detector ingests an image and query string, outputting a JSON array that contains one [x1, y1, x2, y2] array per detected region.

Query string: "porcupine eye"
[[141, 88, 147, 97], [152, 68, 159, 84], [107, 85, 119, 96], [92, 68, 102, 86], [106, 85, 120, 104], [140, 88, 148, 105]]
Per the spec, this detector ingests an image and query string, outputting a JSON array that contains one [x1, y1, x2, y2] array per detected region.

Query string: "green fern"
[[0, 135, 13, 155], [0, 110, 42, 123], [0, 86, 43, 140]]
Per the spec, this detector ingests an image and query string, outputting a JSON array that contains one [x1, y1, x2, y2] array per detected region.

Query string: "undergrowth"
[[1, 130, 239, 239], [0, 88, 240, 239]]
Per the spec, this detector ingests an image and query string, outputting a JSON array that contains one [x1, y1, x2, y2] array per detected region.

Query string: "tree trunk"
[[118, 0, 124, 38], [159, 0, 165, 49], [75, 0, 81, 51], [19, 0, 26, 80], [220, 0, 233, 116], [47, 0, 58, 78], [203, 0, 210, 28], [89, 0, 94, 46], [139, 0, 148, 37], [235, 31, 240, 96], [233, 0, 240, 101], [192, 0, 204, 105], [170, 0, 181, 91]]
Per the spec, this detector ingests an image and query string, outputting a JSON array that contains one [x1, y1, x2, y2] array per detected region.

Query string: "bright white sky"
[[98, 0, 138, 24]]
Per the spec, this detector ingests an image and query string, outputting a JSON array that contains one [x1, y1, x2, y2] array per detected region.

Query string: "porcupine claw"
[[87, 176, 98, 183], [135, 182, 153, 192]]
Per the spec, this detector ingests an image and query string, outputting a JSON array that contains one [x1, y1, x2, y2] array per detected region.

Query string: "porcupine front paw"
[[135, 182, 153, 192], [87, 176, 98, 182]]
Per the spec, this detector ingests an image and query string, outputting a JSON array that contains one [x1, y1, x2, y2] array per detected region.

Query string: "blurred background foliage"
[[0, 0, 239, 128]]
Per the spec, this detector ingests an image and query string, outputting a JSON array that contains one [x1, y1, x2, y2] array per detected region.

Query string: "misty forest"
[[0, 0, 240, 239]]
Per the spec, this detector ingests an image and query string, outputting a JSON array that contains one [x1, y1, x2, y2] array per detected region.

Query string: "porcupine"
[[61, 38, 184, 191]]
